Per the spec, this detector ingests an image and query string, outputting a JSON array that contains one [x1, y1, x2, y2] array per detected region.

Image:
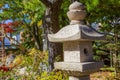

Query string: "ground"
[[90, 71, 115, 80]]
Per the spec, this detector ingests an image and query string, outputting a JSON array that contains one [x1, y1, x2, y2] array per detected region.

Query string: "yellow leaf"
[[37, 20, 42, 27], [28, 48, 37, 55], [30, 17, 35, 26], [13, 55, 23, 66], [0, 4, 3, 8]]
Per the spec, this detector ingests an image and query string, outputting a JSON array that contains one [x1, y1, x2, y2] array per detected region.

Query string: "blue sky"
[[0, 4, 9, 13]]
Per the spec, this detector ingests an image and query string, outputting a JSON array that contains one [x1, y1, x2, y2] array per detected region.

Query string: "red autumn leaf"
[[0, 20, 22, 34], [3, 67, 9, 72], [0, 66, 9, 72], [7, 22, 13, 26], [5, 28, 14, 33]]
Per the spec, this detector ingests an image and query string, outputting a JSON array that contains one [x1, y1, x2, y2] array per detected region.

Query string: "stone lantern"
[[48, 1, 105, 80]]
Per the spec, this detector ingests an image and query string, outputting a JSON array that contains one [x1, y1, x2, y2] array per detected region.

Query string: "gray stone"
[[69, 1, 85, 10], [63, 41, 93, 62], [48, 24, 105, 42], [54, 62, 103, 73], [6, 54, 16, 66]]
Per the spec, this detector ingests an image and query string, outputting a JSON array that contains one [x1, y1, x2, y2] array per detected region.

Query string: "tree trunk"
[[1, 37, 5, 61], [32, 25, 42, 50], [25, 23, 42, 50], [41, 0, 63, 71], [110, 49, 113, 67]]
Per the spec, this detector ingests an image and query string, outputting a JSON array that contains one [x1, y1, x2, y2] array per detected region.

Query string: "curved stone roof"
[[48, 24, 105, 42]]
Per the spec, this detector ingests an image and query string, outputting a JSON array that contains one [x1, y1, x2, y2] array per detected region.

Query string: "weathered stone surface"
[[48, 24, 105, 42], [63, 41, 93, 62], [54, 62, 103, 73], [67, 10, 86, 21], [69, 1, 85, 10], [67, 1, 86, 24]]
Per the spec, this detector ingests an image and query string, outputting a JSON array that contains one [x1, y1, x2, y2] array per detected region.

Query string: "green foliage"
[[20, 29, 35, 49], [20, 0, 45, 26], [0, 0, 45, 50], [93, 40, 109, 61], [79, 0, 120, 23], [100, 67, 115, 72], [59, 0, 70, 27], [37, 70, 68, 80], [0, 0, 45, 21], [85, 0, 99, 12], [0, 51, 68, 80]]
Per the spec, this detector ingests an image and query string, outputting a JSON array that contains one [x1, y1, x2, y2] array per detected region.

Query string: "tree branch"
[[5, 34, 20, 45]]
